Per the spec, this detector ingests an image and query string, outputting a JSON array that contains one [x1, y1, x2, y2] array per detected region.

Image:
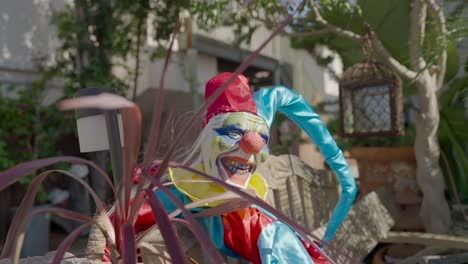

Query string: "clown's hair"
[[180, 113, 228, 166]]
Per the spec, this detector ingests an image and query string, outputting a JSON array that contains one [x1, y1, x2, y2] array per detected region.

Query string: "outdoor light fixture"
[[75, 88, 124, 153], [339, 60, 403, 137], [74, 88, 124, 206]]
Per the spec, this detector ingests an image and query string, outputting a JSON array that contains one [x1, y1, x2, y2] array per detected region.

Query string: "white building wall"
[[141, 57, 189, 93], [195, 52, 218, 94], [0, 0, 64, 104], [192, 23, 342, 104], [130, 50, 218, 98], [0, 0, 62, 71]]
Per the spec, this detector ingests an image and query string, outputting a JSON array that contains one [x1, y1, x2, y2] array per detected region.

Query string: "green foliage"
[[0, 80, 73, 202], [290, 0, 464, 79], [51, 2, 132, 95], [290, 0, 425, 71], [438, 75, 468, 202], [0, 0, 249, 203], [192, 0, 464, 84], [3, 0, 198, 194], [191, 0, 233, 29], [50, 0, 192, 97], [191, 0, 288, 45], [0, 0, 232, 203]]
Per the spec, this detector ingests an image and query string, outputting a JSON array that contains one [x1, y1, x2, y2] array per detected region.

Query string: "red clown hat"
[[203, 72, 257, 126]]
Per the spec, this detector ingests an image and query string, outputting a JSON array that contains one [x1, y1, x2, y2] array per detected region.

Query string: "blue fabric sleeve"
[[258, 222, 315, 264], [254, 86, 357, 242], [155, 186, 239, 257]]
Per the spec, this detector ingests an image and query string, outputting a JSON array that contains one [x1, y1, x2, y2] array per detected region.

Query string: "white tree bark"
[[409, 0, 451, 234], [413, 74, 451, 233]]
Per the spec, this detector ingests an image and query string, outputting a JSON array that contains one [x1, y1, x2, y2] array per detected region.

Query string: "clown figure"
[[106, 72, 357, 263]]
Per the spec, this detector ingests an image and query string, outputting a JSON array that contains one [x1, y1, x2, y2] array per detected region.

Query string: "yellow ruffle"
[[169, 163, 268, 207]]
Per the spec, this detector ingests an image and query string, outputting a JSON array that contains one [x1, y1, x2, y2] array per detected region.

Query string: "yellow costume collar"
[[169, 163, 268, 207]]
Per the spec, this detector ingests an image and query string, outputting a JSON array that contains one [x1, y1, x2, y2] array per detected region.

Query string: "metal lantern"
[[339, 61, 403, 137]]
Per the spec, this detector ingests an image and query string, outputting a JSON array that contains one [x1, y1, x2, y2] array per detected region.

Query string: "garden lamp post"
[[74, 87, 124, 206]]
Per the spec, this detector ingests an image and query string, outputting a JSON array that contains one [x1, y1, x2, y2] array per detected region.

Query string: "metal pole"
[[104, 109, 124, 210]]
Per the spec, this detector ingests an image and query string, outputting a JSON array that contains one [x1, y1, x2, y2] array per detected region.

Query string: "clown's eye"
[[226, 131, 243, 139], [214, 126, 245, 140]]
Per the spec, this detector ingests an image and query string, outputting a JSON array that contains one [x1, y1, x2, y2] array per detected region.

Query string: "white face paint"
[[201, 112, 270, 188]]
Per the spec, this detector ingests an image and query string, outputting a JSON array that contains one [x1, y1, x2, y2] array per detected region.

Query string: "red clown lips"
[[219, 156, 255, 186]]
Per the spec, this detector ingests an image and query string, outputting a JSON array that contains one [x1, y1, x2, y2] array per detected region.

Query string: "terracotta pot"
[[349, 146, 415, 162], [351, 146, 425, 233], [349, 146, 418, 196]]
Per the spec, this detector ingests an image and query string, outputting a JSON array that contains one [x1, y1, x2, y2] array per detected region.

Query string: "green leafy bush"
[[0, 82, 72, 202]]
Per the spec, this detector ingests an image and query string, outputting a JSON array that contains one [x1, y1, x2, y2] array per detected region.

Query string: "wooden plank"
[[286, 177, 297, 221], [311, 188, 400, 264], [297, 177, 310, 228], [421, 252, 468, 264], [381, 232, 468, 250], [398, 247, 451, 264], [265, 155, 339, 230], [272, 189, 282, 213]]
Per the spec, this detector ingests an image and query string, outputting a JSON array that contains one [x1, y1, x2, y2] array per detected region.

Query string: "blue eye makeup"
[[214, 125, 269, 144], [214, 125, 245, 140], [260, 134, 269, 144]]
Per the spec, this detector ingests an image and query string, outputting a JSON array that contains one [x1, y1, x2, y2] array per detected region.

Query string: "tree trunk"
[[414, 71, 451, 233]]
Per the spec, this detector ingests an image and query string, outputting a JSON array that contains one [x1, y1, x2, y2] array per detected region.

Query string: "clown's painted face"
[[201, 112, 270, 188]]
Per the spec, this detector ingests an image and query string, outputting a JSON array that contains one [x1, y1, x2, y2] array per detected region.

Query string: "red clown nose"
[[203, 72, 257, 127], [239, 131, 265, 155]]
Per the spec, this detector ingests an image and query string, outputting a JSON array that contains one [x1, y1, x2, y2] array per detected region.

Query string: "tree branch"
[[249, 8, 331, 38], [409, 0, 428, 71], [423, 0, 447, 89], [309, 0, 362, 41], [288, 27, 331, 37], [308, 0, 418, 81], [370, 32, 418, 81]]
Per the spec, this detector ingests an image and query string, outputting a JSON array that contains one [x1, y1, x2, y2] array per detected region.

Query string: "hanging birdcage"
[[339, 29, 403, 137], [339, 60, 403, 137]]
